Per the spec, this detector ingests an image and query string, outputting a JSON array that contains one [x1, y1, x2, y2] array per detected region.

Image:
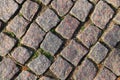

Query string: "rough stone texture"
[[91, 0, 114, 29], [105, 49, 120, 76], [61, 40, 88, 66], [105, 0, 120, 8], [20, 0, 39, 21], [94, 67, 116, 80], [6, 15, 29, 38], [15, 71, 37, 80], [77, 24, 101, 48], [36, 8, 60, 32], [51, 0, 73, 16], [72, 59, 97, 80], [113, 11, 120, 24], [11, 47, 33, 64], [39, 76, 55, 80], [0, 33, 16, 56], [0, 0, 18, 22], [50, 57, 72, 80], [0, 58, 19, 80], [28, 54, 51, 75], [70, 0, 92, 22], [40, 32, 63, 55], [56, 15, 80, 39], [88, 42, 108, 64], [15, 0, 24, 4], [102, 23, 120, 47], [90, 0, 99, 4], [21, 23, 45, 49], [40, 0, 51, 5]]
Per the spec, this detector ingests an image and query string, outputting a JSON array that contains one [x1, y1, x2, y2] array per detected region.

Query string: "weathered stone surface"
[[113, 11, 120, 24], [56, 15, 80, 39], [102, 23, 120, 47], [72, 59, 97, 80], [40, 0, 51, 5], [77, 24, 101, 48], [94, 67, 116, 80], [20, 0, 39, 21], [91, 1, 114, 29], [28, 54, 51, 75], [105, 0, 120, 8], [15, 0, 24, 4], [21, 23, 45, 49], [61, 40, 88, 66], [11, 47, 33, 64], [39, 76, 55, 80], [6, 15, 29, 38], [0, 0, 18, 22], [88, 42, 108, 64], [0, 58, 19, 80], [40, 32, 62, 55], [105, 49, 120, 76], [90, 0, 99, 4], [36, 8, 60, 32], [51, 0, 73, 16], [0, 33, 16, 56], [70, 0, 92, 22], [15, 71, 37, 80], [50, 57, 72, 80]]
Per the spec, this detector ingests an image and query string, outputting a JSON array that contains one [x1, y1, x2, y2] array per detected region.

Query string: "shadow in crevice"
[[115, 41, 120, 49]]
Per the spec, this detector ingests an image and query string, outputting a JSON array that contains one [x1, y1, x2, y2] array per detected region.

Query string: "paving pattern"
[[0, 0, 120, 80]]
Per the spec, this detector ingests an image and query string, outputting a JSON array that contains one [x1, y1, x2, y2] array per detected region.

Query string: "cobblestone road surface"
[[0, 0, 120, 80]]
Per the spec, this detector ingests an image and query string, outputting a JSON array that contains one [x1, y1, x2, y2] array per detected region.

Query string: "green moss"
[[35, 0, 41, 4], [81, 26, 85, 31], [18, 13, 23, 17], [5, 31, 16, 38]]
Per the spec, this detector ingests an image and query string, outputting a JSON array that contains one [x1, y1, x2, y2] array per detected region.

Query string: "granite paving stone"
[[113, 10, 120, 24], [50, 57, 72, 80], [77, 24, 101, 48], [11, 46, 33, 64], [28, 54, 51, 75], [20, 0, 39, 21], [61, 40, 88, 66], [91, 0, 114, 29], [51, 0, 73, 16], [88, 42, 108, 64], [0, 0, 18, 22], [70, 0, 92, 22], [21, 23, 45, 49], [105, 0, 120, 8], [56, 15, 80, 39], [40, 32, 63, 56], [94, 67, 116, 80], [15, 71, 37, 80], [0, 58, 19, 80], [104, 49, 120, 76], [0, 33, 16, 56], [6, 15, 29, 38], [36, 8, 60, 32]]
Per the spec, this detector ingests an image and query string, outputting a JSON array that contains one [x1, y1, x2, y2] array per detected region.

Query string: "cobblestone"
[[15, 0, 24, 4], [15, 71, 37, 80], [20, 0, 39, 21], [21, 23, 45, 49], [105, 0, 120, 8], [56, 15, 80, 39], [40, 32, 63, 55], [50, 57, 72, 80], [61, 40, 88, 66], [11, 47, 33, 64], [91, 0, 114, 29], [0, 58, 19, 80], [0, 0, 18, 22], [94, 67, 116, 80], [113, 10, 120, 24], [39, 76, 55, 80], [51, 0, 73, 16], [0, 33, 16, 56], [36, 8, 60, 32], [70, 0, 92, 22], [72, 59, 97, 80], [77, 24, 101, 48], [105, 49, 120, 76], [40, 0, 51, 5], [28, 54, 51, 75], [88, 42, 108, 64], [6, 15, 29, 38]]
